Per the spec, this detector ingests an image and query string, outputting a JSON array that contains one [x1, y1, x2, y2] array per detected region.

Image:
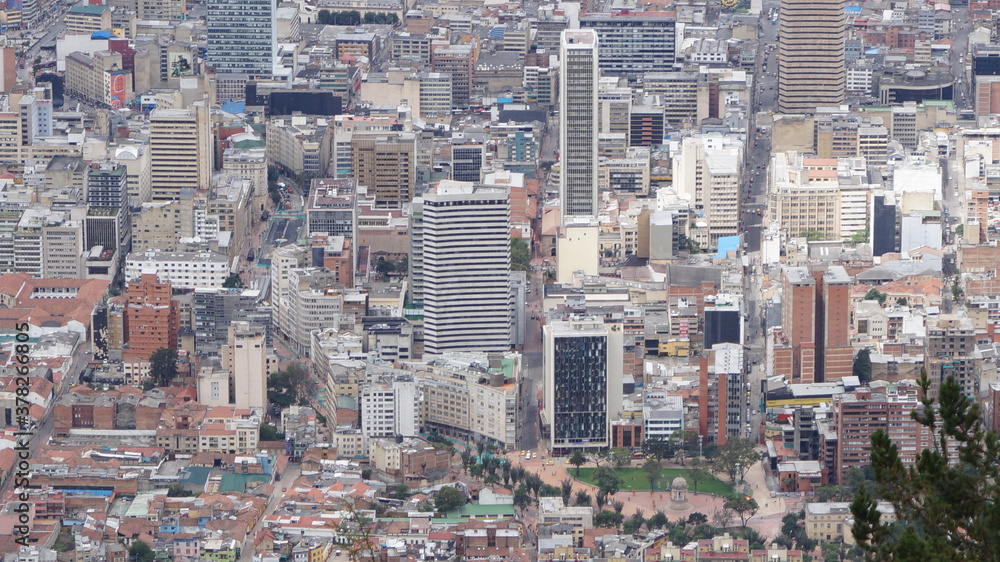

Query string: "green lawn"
[[573, 466, 736, 497]]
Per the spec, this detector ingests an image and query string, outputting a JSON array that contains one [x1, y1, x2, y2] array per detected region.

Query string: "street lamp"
[[735, 462, 741, 485]]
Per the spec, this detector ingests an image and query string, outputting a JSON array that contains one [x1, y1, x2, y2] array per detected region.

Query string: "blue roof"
[[498, 97, 514, 103], [221, 100, 246, 114], [715, 235, 740, 258], [91, 30, 118, 39], [845, 6, 861, 12]]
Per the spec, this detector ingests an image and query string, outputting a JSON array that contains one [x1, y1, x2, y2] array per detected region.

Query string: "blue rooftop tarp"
[[716, 235, 740, 259], [221, 101, 246, 114]]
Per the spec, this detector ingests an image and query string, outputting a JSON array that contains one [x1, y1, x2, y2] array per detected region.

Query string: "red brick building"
[[124, 273, 179, 361]]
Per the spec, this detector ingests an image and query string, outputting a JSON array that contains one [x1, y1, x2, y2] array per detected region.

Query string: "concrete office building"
[[543, 316, 623, 454], [559, 30, 600, 222], [779, 266, 852, 384], [672, 135, 743, 248], [193, 287, 269, 354], [149, 106, 211, 201], [222, 321, 268, 409], [777, 0, 846, 113], [580, 12, 677, 78], [206, 0, 276, 79], [351, 134, 416, 209], [420, 182, 513, 354]]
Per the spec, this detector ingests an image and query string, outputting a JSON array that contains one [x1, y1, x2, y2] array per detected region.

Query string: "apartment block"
[[124, 273, 180, 362], [149, 106, 212, 201]]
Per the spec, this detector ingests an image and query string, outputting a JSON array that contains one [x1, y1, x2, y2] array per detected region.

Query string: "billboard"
[[169, 52, 193, 77], [109, 71, 127, 108]]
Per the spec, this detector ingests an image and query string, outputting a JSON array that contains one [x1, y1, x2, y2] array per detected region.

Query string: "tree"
[[150, 347, 179, 386], [648, 510, 669, 530], [713, 507, 735, 529], [592, 466, 622, 497], [223, 273, 244, 288], [560, 478, 574, 504], [609, 447, 632, 469], [595, 510, 625, 529], [864, 288, 887, 306], [514, 485, 532, 511], [955, 224, 964, 237], [538, 484, 562, 497], [129, 541, 155, 562], [569, 450, 587, 475], [853, 348, 872, 385], [434, 486, 465, 513], [392, 484, 411, 500], [716, 437, 759, 484], [800, 229, 824, 241], [642, 458, 662, 490], [688, 462, 711, 495], [259, 424, 284, 441], [850, 373, 1000, 561], [574, 490, 592, 506], [167, 484, 193, 497], [687, 512, 709, 526], [595, 490, 607, 510], [724, 496, 759, 529], [643, 436, 673, 461], [267, 364, 311, 407], [896, 297, 908, 306], [511, 237, 531, 272], [849, 229, 870, 244]]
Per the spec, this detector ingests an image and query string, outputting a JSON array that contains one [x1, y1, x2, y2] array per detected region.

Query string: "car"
[[282, 486, 287, 492], [546, 460, 554, 466], [525, 453, 531, 460], [520, 450, 526, 456]]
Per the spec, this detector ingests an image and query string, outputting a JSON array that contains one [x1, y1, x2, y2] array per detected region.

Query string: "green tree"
[[853, 348, 872, 385], [569, 450, 587, 475], [800, 229, 824, 241], [267, 364, 311, 407], [642, 458, 662, 490], [434, 486, 465, 512], [223, 273, 244, 288], [574, 490, 592, 506], [392, 484, 411, 500], [643, 436, 674, 461], [150, 347, 178, 386], [723, 496, 759, 529], [363, 11, 376, 23], [317, 9, 332, 23], [592, 466, 622, 497], [955, 224, 964, 237], [511, 237, 531, 271], [259, 424, 285, 441], [648, 510, 669, 529], [864, 288, 887, 306], [850, 373, 1000, 561], [952, 283, 964, 303], [129, 541, 155, 562], [716, 437, 759, 484], [849, 229, 869, 244], [167, 484, 193, 497], [609, 447, 632, 469], [560, 478, 573, 504], [594, 510, 624, 529], [514, 485, 532, 511], [538, 484, 562, 497], [688, 466, 712, 495]]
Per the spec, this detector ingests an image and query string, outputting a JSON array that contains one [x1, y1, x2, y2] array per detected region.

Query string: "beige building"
[[265, 114, 332, 178], [65, 5, 112, 34], [555, 219, 600, 286], [672, 135, 742, 248], [274, 268, 345, 356], [112, 144, 153, 206], [222, 147, 267, 209], [221, 322, 267, 409], [804, 501, 895, 543], [137, 0, 185, 22], [351, 133, 416, 208], [149, 105, 212, 201], [777, 0, 846, 112], [132, 195, 196, 252], [65, 51, 134, 108], [413, 352, 520, 450]]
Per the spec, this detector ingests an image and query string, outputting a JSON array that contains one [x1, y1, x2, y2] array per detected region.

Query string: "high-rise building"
[[777, 0, 846, 113], [350, 134, 416, 209], [206, 0, 276, 79], [420, 181, 513, 354], [124, 273, 180, 362], [779, 266, 851, 384], [698, 343, 745, 446], [451, 141, 485, 183], [579, 13, 677, 78], [193, 287, 270, 354], [672, 135, 743, 248], [222, 322, 268, 409], [149, 106, 211, 201], [559, 30, 599, 223], [543, 316, 623, 454], [832, 383, 958, 483]]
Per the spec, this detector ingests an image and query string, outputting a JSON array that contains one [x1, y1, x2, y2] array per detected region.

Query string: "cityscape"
[[0, 0, 994, 559]]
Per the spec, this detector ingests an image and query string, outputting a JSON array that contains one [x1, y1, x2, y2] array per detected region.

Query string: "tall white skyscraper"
[[559, 29, 600, 223], [421, 181, 513, 354], [207, 0, 277, 79]]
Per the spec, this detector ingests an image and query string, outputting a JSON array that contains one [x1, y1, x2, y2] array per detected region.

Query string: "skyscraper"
[[543, 316, 623, 454], [421, 181, 513, 354], [777, 0, 846, 113], [206, 0, 276, 79], [149, 105, 211, 201], [559, 29, 599, 223], [579, 12, 677, 78]]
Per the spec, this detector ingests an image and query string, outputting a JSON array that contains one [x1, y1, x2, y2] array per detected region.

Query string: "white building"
[[274, 267, 345, 356], [420, 181, 512, 354], [559, 29, 600, 223], [124, 249, 229, 289], [222, 322, 268, 409], [672, 134, 743, 248], [360, 377, 418, 444]]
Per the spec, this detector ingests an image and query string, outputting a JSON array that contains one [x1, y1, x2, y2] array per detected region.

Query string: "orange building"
[[124, 273, 179, 361]]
